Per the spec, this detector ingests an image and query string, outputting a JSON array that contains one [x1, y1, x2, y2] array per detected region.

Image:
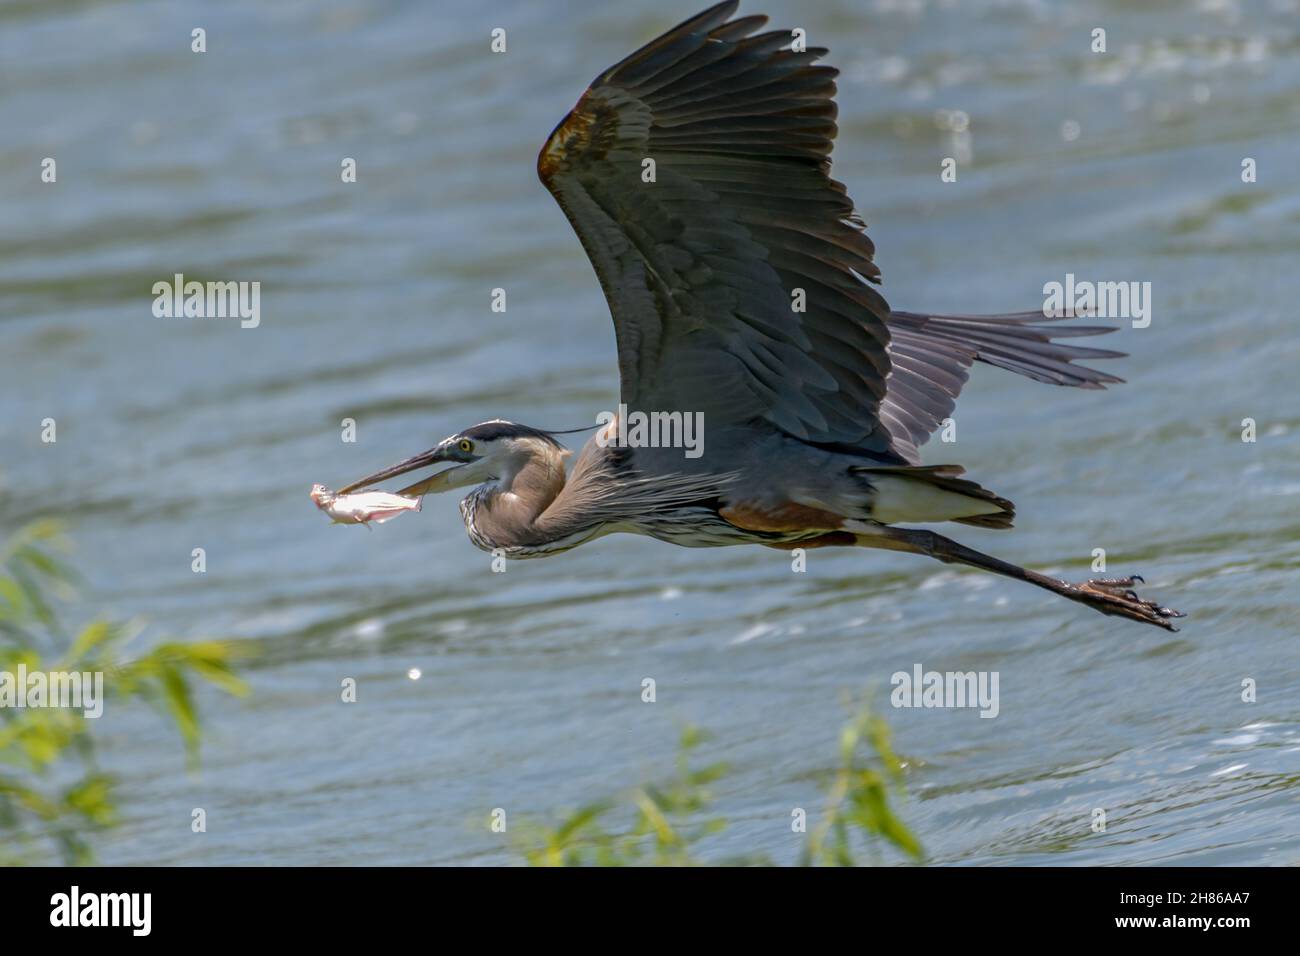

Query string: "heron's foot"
[[1066, 575, 1185, 631]]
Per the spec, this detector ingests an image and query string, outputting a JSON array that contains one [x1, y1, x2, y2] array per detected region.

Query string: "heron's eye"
[[458, 438, 474, 453]]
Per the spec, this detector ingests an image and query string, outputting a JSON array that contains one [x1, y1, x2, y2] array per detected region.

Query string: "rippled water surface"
[[3, 0, 1299, 865]]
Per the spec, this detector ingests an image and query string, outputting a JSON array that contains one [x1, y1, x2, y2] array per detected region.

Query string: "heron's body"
[[456, 432, 1005, 558], [456, 437, 798, 558], [338, 1, 1184, 630]]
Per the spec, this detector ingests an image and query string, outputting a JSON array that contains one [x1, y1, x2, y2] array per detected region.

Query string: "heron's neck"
[[465, 441, 569, 550]]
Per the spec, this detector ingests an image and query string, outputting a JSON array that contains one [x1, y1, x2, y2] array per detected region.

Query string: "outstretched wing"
[[538, 0, 899, 456], [538, 1, 1128, 464]]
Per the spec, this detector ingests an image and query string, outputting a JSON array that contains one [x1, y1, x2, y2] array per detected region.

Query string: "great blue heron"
[[340, 1, 1184, 630]]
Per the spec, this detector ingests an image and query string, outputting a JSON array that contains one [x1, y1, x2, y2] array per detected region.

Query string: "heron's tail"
[[852, 464, 1015, 530]]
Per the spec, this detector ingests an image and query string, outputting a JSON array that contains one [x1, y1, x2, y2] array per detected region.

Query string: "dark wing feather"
[[538, 0, 898, 455], [879, 310, 1126, 461]]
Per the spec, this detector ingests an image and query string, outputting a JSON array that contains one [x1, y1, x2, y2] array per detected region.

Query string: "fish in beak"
[[310, 484, 421, 527]]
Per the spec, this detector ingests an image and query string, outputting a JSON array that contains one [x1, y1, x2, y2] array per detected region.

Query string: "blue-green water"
[[3, 0, 1299, 865]]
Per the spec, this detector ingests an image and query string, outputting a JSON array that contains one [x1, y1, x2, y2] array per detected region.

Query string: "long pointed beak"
[[395, 467, 467, 498], [339, 447, 451, 494]]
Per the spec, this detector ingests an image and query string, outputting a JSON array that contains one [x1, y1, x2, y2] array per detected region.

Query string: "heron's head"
[[339, 420, 568, 497]]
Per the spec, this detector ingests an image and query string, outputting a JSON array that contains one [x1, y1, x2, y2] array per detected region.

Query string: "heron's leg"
[[865, 526, 1185, 631]]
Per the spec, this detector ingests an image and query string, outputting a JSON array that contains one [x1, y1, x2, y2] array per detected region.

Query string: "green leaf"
[[157, 662, 200, 759], [0, 578, 28, 619], [67, 620, 114, 662], [63, 774, 117, 827]]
